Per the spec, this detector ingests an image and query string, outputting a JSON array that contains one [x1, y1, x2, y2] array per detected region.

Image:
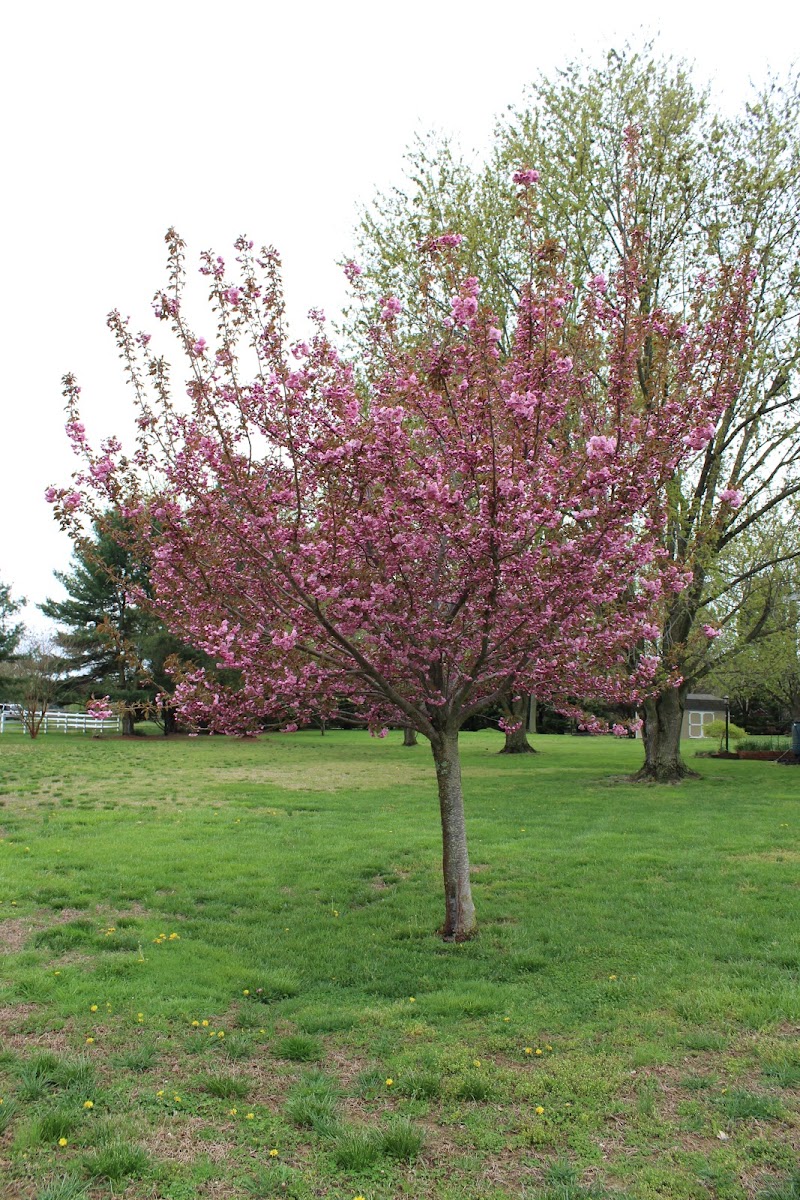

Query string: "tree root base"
[[629, 765, 700, 784]]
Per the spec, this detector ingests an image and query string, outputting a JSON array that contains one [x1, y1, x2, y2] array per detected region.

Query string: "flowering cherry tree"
[[50, 175, 751, 938]]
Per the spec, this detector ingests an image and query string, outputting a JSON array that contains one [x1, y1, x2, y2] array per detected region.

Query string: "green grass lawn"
[[0, 730, 797, 1200]]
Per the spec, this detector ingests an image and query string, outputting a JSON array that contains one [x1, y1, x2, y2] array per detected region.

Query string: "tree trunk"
[[429, 730, 477, 940], [402, 725, 418, 747], [122, 710, 136, 737], [499, 694, 536, 754], [632, 686, 699, 783]]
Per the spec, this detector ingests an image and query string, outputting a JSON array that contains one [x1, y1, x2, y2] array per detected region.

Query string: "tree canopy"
[[350, 45, 800, 779], [50, 161, 751, 934]]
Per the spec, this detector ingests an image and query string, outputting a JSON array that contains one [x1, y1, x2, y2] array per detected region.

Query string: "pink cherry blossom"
[[380, 296, 402, 320], [56, 194, 753, 939], [512, 168, 540, 185], [587, 435, 617, 458]]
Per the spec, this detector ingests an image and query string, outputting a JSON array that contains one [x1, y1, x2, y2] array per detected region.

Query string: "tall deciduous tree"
[[50, 175, 750, 938], [351, 47, 800, 782]]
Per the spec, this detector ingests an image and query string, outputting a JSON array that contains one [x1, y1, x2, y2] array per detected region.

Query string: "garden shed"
[[681, 693, 728, 739]]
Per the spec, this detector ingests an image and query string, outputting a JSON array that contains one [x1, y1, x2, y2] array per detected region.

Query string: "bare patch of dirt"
[[140, 1116, 234, 1164], [1, 903, 156, 957], [0, 1003, 41, 1034], [0, 919, 38, 953]]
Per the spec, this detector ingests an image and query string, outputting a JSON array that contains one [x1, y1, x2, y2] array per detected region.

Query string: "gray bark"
[[402, 724, 418, 747], [633, 686, 699, 782], [499, 693, 536, 753], [430, 730, 477, 939]]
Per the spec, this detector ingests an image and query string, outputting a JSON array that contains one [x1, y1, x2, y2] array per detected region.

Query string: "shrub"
[[703, 719, 746, 748]]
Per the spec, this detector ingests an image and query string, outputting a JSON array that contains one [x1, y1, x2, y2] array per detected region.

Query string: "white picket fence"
[[0, 710, 120, 735]]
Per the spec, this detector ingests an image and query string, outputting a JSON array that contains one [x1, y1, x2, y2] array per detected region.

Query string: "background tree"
[[40, 519, 182, 734], [0, 578, 25, 662], [707, 566, 800, 726], [51, 176, 750, 937], [350, 46, 800, 781], [1, 636, 63, 738]]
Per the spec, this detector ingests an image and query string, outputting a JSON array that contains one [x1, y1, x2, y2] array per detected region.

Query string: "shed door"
[[688, 710, 714, 738]]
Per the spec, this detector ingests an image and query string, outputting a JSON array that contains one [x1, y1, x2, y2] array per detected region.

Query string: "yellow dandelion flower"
[[217, 1031, 225, 1038], [269, 1148, 279, 1157], [169, 933, 180, 940], [173, 1095, 181, 1103], [245, 1112, 254, 1120], [58, 1137, 68, 1146], [243, 989, 250, 995], [192, 1020, 200, 1027], [535, 1048, 543, 1056], [83, 1100, 94, 1109], [409, 997, 416, 1003], [545, 1044, 553, 1051], [524, 1047, 533, 1055], [201, 1019, 210, 1027], [228, 1108, 237, 1115], [85, 1037, 95, 1045], [608, 974, 617, 981], [535, 1105, 545, 1115], [385, 1078, 394, 1087], [90, 1004, 98, 1012], [156, 1090, 164, 1096], [473, 1059, 481, 1067]]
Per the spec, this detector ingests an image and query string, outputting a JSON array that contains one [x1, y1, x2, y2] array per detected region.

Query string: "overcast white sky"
[[2, 0, 798, 632]]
